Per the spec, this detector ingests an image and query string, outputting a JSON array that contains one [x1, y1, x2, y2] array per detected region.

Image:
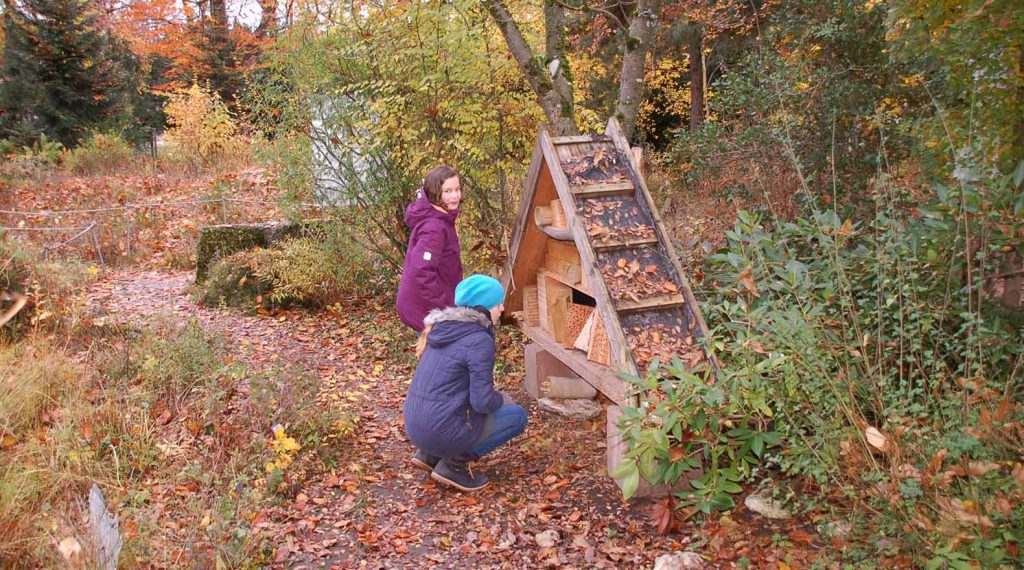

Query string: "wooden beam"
[[615, 294, 687, 313], [523, 325, 634, 407], [551, 135, 611, 145], [500, 128, 547, 313], [591, 236, 659, 251], [538, 269, 591, 296], [570, 181, 634, 197]]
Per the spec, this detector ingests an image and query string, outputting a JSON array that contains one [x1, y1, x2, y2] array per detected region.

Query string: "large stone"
[[524, 344, 578, 400], [606, 406, 698, 498], [652, 552, 705, 570], [537, 397, 602, 420], [743, 491, 791, 520]]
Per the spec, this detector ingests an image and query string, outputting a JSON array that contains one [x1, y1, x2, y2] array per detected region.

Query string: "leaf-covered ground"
[[85, 270, 829, 569]]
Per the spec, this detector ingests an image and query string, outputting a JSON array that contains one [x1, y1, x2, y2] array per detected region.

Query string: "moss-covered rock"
[[195, 221, 328, 283]]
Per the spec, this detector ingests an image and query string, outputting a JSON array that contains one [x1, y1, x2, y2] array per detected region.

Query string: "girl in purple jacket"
[[396, 166, 464, 332], [404, 275, 528, 492]]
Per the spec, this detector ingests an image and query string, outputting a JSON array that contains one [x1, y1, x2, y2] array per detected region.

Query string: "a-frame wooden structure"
[[501, 119, 714, 406]]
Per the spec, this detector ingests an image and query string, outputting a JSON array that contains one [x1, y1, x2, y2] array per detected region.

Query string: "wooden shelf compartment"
[[521, 324, 631, 406]]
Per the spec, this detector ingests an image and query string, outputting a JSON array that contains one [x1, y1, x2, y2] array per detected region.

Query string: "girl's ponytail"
[[415, 324, 433, 358]]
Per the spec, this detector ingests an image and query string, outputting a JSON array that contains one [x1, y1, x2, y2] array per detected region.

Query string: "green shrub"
[[193, 248, 273, 308], [194, 232, 379, 310], [252, 237, 342, 308], [695, 193, 1022, 563], [62, 132, 136, 174], [613, 358, 780, 514]]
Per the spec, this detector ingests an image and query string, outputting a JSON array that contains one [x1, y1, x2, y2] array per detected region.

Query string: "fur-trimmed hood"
[[423, 305, 492, 328], [423, 305, 494, 349]]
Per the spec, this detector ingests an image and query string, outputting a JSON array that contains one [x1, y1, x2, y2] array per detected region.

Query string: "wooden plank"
[[551, 135, 610, 145], [605, 117, 718, 373], [591, 236, 659, 251], [615, 294, 687, 313], [539, 129, 636, 378], [570, 181, 635, 197], [523, 325, 633, 407], [500, 132, 547, 314], [545, 276, 572, 344], [538, 269, 591, 296]]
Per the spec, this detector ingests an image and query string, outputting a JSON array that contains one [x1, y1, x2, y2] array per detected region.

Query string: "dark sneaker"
[[410, 450, 440, 472], [431, 454, 489, 492]]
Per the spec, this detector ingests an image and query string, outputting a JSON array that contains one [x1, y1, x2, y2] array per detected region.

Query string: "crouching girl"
[[402, 275, 528, 492]]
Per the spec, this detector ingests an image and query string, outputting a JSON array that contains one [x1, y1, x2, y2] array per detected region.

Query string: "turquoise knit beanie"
[[454, 275, 505, 310]]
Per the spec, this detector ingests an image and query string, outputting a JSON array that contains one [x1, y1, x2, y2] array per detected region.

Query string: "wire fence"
[[0, 197, 325, 266]]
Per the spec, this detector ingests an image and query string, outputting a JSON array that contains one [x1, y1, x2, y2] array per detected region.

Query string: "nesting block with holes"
[[563, 303, 593, 348], [523, 285, 540, 327]]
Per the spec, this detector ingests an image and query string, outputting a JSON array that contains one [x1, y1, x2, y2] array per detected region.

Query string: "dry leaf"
[[968, 461, 1000, 477], [645, 264, 657, 274], [617, 258, 627, 269], [736, 265, 760, 297], [57, 537, 82, 560], [662, 281, 679, 293], [1011, 463, 1024, 487], [865, 426, 888, 452], [937, 497, 994, 528]]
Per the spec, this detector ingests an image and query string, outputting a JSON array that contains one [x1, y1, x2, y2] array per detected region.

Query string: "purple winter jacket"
[[403, 306, 504, 458], [396, 191, 463, 332]]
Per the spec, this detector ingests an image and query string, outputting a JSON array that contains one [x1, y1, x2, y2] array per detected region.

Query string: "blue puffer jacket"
[[403, 306, 504, 458]]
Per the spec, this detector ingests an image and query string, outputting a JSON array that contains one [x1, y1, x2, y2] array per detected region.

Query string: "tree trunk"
[[483, 0, 578, 136], [615, 0, 660, 142], [257, 0, 277, 37], [688, 27, 704, 130]]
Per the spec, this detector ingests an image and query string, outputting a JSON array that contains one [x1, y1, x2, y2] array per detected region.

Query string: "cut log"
[[541, 375, 598, 400]]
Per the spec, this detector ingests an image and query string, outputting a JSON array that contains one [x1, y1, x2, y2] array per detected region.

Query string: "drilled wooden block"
[[588, 313, 611, 366], [523, 285, 540, 327], [564, 303, 593, 348]]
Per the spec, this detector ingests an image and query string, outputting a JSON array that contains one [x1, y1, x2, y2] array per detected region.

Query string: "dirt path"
[[85, 270, 707, 569]]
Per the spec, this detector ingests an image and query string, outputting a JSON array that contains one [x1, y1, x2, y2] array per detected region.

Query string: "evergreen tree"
[[0, 0, 134, 145]]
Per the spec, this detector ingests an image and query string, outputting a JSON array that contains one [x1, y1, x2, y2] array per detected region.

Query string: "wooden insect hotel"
[[501, 119, 715, 492]]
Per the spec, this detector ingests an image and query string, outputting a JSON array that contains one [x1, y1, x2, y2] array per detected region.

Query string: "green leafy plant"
[[611, 356, 780, 517]]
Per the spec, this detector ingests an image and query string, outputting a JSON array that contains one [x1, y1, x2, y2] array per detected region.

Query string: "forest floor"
[[83, 269, 828, 569]]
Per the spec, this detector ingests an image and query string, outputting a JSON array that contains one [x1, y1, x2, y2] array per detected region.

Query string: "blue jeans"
[[472, 404, 528, 457]]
